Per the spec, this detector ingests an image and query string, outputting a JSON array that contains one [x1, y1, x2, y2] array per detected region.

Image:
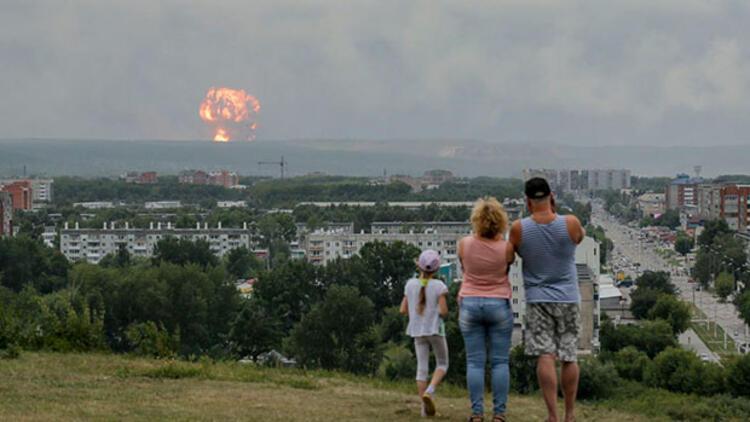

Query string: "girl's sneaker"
[[422, 392, 436, 416]]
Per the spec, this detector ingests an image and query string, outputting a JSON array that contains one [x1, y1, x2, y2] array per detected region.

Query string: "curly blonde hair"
[[471, 196, 509, 239]]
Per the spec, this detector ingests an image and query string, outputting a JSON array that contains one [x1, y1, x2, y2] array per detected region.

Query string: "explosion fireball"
[[199, 87, 261, 142]]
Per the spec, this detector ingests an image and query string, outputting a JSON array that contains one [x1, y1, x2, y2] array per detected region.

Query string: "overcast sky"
[[2, 0, 750, 146]]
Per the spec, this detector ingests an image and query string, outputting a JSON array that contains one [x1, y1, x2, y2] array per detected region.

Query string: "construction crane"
[[258, 156, 287, 179]]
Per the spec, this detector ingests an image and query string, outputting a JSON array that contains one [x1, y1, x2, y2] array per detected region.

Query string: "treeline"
[[51, 175, 523, 210]]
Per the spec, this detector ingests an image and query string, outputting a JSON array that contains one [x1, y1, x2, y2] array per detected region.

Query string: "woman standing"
[[458, 197, 515, 422]]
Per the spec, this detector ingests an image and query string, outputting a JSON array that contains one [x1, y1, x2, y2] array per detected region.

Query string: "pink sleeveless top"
[[459, 235, 511, 299]]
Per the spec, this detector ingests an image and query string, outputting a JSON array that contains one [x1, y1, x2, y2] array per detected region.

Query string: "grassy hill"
[[0, 353, 651, 421]]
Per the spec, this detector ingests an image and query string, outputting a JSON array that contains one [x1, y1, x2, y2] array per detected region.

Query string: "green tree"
[[737, 291, 750, 327], [715, 272, 735, 303], [647, 295, 691, 334], [600, 319, 677, 358], [674, 232, 694, 256], [698, 219, 731, 247], [636, 271, 676, 294], [225, 246, 261, 279], [630, 288, 662, 319], [228, 300, 282, 359], [251, 260, 323, 333], [152, 237, 218, 268], [286, 285, 380, 374], [727, 354, 750, 397], [613, 346, 650, 381], [357, 241, 421, 313], [644, 347, 699, 394], [654, 209, 681, 230]]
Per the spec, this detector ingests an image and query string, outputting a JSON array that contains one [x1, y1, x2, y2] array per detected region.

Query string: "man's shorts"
[[524, 302, 580, 362]]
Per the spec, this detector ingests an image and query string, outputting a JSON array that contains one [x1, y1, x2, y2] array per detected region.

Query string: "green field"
[[0, 352, 652, 421]]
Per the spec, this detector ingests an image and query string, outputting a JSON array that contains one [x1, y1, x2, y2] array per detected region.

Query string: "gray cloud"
[[1, 0, 749, 145]]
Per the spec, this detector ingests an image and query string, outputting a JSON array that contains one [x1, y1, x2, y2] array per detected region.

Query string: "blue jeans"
[[459, 297, 514, 415]]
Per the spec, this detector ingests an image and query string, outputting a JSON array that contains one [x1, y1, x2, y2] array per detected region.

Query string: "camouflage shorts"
[[524, 303, 580, 362]]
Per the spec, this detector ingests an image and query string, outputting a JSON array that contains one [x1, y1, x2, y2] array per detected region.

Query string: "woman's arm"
[[399, 296, 408, 315], [438, 294, 448, 318]]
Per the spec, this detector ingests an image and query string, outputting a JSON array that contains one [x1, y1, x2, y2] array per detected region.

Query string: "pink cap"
[[418, 249, 441, 272]]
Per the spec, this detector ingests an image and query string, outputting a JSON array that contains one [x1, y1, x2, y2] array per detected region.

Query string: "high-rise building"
[[720, 185, 750, 232], [0, 192, 12, 237], [665, 174, 704, 210], [0, 180, 32, 210], [523, 169, 630, 193]]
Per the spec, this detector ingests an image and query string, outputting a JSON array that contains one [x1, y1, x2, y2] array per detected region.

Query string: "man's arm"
[[565, 215, 586, 245], [509, 220, 522, 251]]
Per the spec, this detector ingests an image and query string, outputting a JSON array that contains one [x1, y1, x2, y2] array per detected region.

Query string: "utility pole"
[[258, 156, 287, 179]]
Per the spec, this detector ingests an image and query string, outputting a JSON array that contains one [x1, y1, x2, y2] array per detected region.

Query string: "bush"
[[577, 358, 620, 400], [600, 319, 677, 358], [727, 354, 750, 397], [645, 347, 729, 396], [647, 295, 691, 334], [378, 344, 416, 381], [509, 345, 538, 394], [0, 343, 21, 359], [125, 321, 180, 358], [613, 346, 650, 381]]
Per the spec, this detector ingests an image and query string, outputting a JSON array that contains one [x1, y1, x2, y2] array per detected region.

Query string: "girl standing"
[[400, 249, 450, 417]]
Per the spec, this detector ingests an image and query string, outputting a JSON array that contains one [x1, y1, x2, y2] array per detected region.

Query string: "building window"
[[513, 312, 519, 319], [512, 286, 519, 292], [512, 298, 518, 304]]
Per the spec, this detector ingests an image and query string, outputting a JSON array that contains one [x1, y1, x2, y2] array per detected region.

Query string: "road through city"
[[591, 204, 750, 359]]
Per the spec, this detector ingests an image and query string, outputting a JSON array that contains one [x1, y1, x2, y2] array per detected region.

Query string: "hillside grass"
[[0, 352, 650, 421]]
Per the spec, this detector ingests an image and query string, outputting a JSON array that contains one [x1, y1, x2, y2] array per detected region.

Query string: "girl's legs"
[[414, 336, 430, 394], [425, 335, 449, 392], [487, 299, 514, 416], [414, 337, 430, 415], [460, 298, 487, 416]]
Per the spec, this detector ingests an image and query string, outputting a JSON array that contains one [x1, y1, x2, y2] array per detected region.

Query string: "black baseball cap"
[[524, 177, 551, 199]]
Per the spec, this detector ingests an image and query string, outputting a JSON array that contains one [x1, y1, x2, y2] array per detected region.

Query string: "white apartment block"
[[73, 201, 115, 209], [60, 221, 253, 264], [217, 201, 247, 208], [145, 201, 182, 209], [305, 231, 460, 266]]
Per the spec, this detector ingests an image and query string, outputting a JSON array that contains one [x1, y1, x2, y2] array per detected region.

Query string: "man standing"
[[509, 177, 585, 422]]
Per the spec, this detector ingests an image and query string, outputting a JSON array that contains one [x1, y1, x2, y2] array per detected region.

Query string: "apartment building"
[[697, 184, 722, 220], [0, 192, 12, 237], [720, 185, 750, 232], [0, 179, 53, 204], [637, 193, 666, 217], [0, 180, 32, 210], [371, 221, 471, 235], [523, 169, 631, 193], [304, 230, 460, 266], [144, 201, 182, 210], [666, 175, 704, 210], [60, 222, 253, 263], [121, 171, 158, 184]]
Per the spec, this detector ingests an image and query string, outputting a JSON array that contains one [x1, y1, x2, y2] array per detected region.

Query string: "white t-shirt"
[[404, 278, 448, 337]]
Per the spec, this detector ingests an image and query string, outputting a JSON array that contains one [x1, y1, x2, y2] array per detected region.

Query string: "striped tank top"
[[517, 214, 579, 303]]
